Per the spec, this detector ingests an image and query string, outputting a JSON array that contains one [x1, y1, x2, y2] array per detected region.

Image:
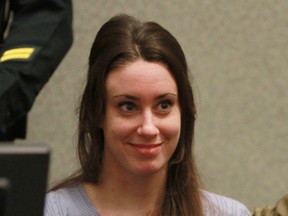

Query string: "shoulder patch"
[[0, 46, 40, 62]]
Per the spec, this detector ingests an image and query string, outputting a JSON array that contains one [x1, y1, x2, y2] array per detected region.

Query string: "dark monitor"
[[0, 144, 50, 216]]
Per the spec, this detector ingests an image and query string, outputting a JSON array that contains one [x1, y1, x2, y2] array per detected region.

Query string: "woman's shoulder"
[[201, 190, 251, 216], [44, 183, 100, 216], [44, 185, 78, 216]]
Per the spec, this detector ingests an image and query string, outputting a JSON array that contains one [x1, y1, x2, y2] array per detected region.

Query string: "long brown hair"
[[52, 14, 203, 216]]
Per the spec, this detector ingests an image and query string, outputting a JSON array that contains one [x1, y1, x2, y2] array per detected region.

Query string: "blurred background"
[[17, 0, 288, 211]]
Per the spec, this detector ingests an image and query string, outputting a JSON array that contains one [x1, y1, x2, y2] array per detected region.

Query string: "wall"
[[20, 0, 288, 211]]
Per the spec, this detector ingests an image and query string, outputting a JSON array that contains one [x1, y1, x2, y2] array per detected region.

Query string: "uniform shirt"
[[0, 0, 73, 140]]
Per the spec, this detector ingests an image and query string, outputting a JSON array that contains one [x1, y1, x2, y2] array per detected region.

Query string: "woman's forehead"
[[106, 60, 177, 92]]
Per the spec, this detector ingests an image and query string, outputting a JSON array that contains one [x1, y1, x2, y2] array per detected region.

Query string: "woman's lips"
[[131, 143, 162, 148], [129, 143, 162, 156]]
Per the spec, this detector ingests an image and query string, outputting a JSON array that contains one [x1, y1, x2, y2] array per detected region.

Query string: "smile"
[[128, 143, 163, 156], [129, 143, 162, 148]]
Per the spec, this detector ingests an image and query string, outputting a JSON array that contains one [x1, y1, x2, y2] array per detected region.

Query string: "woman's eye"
[[119, 102, 136, 112], [158, 101, 172, 112]]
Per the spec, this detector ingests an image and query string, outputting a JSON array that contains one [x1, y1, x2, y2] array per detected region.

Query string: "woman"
[[44, 14, 251, 216]]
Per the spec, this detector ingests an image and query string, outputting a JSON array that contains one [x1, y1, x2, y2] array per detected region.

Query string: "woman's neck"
[[83, 167, 167, 215]]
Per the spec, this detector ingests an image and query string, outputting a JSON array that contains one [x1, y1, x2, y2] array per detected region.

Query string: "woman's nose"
[[136, 111, 159, 136]]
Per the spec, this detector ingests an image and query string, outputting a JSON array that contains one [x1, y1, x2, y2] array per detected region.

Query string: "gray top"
[[44, 183, 251, 216]]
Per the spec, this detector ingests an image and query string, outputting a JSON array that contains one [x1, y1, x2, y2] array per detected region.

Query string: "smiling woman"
[[43, 14, 251, 216], [102, 60, 180, 177]]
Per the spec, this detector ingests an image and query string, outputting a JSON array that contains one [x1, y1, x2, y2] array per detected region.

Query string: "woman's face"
[[102, 60, 181, 177]]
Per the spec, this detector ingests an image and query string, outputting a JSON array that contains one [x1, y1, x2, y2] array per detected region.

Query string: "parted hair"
[[53, 14, 203, 216]]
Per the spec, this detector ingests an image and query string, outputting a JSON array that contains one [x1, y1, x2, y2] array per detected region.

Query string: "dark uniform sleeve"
[[0, 0, 73, 139]]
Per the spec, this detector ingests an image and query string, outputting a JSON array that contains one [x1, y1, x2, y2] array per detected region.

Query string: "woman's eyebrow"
[[111, 93, 177, 100], [111, 94, 138, 100], [156, 93, 178, 100]]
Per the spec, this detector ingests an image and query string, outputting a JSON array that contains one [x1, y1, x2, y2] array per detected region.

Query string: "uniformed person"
[[0, 0, 73, 141]]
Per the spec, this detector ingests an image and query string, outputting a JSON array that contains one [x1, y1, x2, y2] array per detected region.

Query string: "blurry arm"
[[253, 194, 288, 216], [0, 0, 73, 133]]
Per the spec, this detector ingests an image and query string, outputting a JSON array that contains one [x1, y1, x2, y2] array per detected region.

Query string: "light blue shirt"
[[44, 184, 251, 216]]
